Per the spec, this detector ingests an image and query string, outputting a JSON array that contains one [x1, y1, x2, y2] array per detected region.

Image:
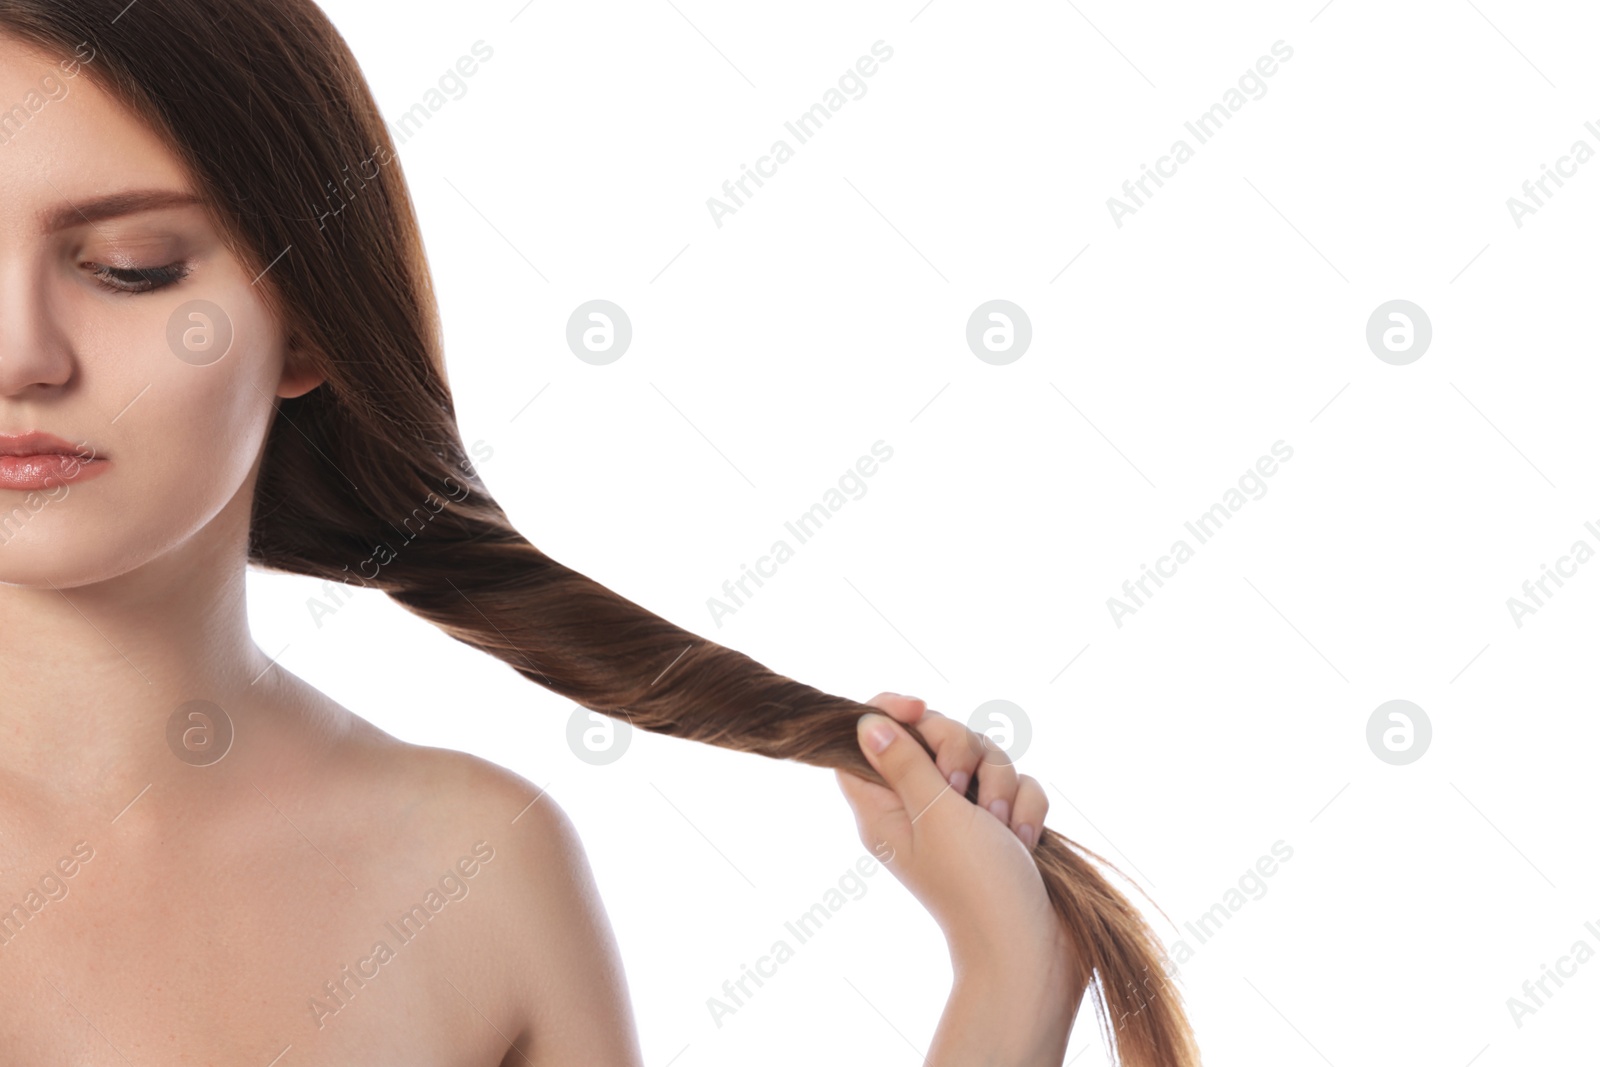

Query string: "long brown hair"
[[0, 2, 1201, 1062]]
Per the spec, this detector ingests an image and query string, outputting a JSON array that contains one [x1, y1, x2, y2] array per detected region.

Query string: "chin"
[[0, 547, 127, 590], [0, 509, 151, 589]]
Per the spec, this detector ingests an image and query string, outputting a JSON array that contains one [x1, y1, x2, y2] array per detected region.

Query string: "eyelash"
[[85, 261, 192, 295]]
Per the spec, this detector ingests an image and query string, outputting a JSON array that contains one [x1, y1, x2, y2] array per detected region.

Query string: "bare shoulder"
[[331, 726, 589, 924], [329, 727, 645, 1066], [353, 729, 564, 838]]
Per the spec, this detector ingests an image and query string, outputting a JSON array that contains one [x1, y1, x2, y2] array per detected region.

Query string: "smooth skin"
[[840, 695, 1087, 1065], [0, 35, 1083, 1066]]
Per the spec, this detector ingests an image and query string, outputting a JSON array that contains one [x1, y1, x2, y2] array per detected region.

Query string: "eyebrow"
[[43, 189, 203, 233]]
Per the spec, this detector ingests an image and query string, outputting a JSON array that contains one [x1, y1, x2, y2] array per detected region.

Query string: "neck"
[[0, 490, 282, 804]]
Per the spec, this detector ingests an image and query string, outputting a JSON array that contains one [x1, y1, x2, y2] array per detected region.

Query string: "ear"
[[276, 332, 327, 399]]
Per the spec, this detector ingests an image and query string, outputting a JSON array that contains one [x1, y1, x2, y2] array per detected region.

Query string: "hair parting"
[[0, 2, 1201, 1062]]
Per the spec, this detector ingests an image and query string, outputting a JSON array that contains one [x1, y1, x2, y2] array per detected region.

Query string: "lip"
[[0, 431, 109, 492]]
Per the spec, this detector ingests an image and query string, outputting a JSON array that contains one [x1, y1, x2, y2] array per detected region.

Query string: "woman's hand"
[[834, 692, 1088, 1065]]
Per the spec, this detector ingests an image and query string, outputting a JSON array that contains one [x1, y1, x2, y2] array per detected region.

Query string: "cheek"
[[169, 308, 279, 443], [0, 281, 288, 582], [125, 285, 283, 501]]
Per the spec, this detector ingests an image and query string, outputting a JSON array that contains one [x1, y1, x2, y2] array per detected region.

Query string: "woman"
[[0, 2, 1199, 1063]]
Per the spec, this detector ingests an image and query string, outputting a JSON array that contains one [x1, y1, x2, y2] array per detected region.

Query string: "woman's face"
[[0, 36, 321, 588]]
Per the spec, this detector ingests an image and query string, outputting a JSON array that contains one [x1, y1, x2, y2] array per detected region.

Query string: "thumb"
[[854, 712, 953, 826], [834, 765, 899, 832]]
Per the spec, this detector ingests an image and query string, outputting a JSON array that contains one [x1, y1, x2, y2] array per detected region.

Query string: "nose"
[[0, 262, 76, 397]]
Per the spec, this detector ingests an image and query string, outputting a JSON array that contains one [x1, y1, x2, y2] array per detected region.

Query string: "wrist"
[[930, 966, 1082, 1067], [948, 920, 1088, 1007]]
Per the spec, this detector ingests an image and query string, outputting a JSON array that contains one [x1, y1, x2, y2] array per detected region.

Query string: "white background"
[[245, 2, 1600, 1064]]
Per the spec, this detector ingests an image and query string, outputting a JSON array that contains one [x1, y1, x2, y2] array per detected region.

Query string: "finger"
[[855, 713, 954, 826], [865, 691, 927, 725], [971, 729, 1021, 827], [902, 711, 982, 798], [1009, 774, 1049, 851]]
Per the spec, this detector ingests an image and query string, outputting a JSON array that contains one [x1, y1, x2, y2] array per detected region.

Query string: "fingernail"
[[988, 798, 1010, 824], [948, 770, 970, 796], [1018, 823, 1036, 849], [861, 714, 895, 753]]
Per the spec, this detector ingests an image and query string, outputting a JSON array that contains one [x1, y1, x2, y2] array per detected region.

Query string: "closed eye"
[[84, 261, 192, 295]]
